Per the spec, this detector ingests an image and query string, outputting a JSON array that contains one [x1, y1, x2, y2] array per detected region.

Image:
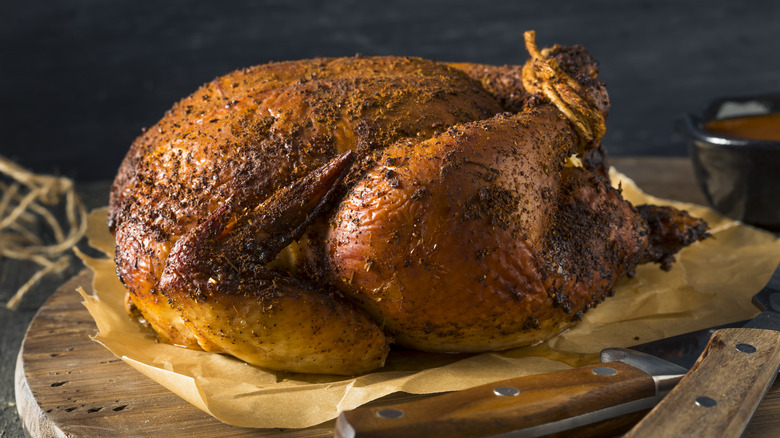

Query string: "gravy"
[[704, 113, 780, 142]]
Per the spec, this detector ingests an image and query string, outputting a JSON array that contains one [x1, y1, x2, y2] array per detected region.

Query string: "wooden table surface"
[[5, 157, 780, 437]]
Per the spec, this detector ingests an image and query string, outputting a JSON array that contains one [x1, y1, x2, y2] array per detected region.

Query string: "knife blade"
[[624, 262, 780, 438], [334, 321, 746, 438]]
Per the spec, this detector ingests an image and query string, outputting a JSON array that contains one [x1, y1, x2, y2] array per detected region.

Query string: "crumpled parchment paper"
[[76, 169, 780, 429]]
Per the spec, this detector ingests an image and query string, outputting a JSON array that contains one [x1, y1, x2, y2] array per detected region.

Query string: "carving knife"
[[334, 263, 780, 437], [625, 261, 780, 437], [333, 325, 737, 438]]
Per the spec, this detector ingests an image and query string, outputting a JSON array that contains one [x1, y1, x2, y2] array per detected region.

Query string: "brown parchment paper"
[[75, 169, 780, 429]]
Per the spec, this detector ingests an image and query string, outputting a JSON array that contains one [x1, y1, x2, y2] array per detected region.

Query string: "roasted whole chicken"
[[109, 32, 708, 375]]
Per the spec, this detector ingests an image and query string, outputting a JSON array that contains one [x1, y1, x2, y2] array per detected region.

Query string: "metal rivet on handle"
[[592, 367, 618, 376], [695, 396, 718, 408], [493, 386, 521, 397], [736, 343, 757, 354], [376, 408, 405, 419]]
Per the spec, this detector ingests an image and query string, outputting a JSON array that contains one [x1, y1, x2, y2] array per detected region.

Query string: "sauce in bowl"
[[704, 113, 780, 142], [681, 93, 780, 231]]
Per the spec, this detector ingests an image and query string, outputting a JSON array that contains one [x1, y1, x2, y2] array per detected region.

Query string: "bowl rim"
[[681, 91, 780, 149]]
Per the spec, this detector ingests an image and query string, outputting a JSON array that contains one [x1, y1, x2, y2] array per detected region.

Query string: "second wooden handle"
[[625, 328, 780, 438]]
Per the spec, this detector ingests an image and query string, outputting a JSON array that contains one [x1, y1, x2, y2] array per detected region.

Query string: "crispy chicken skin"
[[325, 108, 646, 351], [109, 32, 708, 374], [157, 152, 390, 374]]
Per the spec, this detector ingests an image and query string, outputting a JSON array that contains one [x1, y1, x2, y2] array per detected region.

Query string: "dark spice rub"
[[109, 31, 708, 375]]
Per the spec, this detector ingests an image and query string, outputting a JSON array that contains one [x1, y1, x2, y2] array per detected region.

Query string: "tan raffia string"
[[1, 155, 87, 309], [521, 30, 607, 150]]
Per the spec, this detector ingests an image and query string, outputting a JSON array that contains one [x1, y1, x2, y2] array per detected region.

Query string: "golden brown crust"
[[109, 39, 707, 374], [109, 55, 506, 372], [324, 108, 646, 351], [447, 62, 530, 112], [154, 152, 391, 374]]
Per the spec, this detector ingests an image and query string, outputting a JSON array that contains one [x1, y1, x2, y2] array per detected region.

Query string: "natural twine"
[[521, 30, 607, 150], [0, 155, 87, 309]]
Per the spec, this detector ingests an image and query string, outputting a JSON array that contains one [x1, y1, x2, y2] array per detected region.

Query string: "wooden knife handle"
[[335, 361, 658, 438], [625, 328, 780, 438]]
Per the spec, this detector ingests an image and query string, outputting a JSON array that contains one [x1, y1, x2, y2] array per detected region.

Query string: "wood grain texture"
[[13, 270, 429, 437], [15, 271, 277, 437], [336, 361, 657, 438], [1, 181, 112, 436], [9, 159, 780, 437], [16, 250, 780, 437], [625, 328, 780, 438], [611, 156, 708, 206]]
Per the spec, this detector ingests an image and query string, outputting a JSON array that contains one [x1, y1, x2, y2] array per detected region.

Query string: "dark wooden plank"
[[610, 156, 707, 206]]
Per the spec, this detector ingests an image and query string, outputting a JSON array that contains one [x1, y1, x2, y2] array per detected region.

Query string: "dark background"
[[1, 2, 779, 434], [1, 0, 779, 182]]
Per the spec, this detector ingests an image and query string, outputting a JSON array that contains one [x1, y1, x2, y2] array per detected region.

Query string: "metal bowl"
[[678, 93, 780, 232]]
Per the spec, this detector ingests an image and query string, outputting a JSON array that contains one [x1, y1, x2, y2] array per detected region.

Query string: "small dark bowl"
[[678, 93, 780, 232]]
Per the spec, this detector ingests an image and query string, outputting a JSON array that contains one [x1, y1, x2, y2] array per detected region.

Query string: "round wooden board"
[[16, 271, 780, 438], [13, 158, 780, 436], [14, 270, 336, 437]]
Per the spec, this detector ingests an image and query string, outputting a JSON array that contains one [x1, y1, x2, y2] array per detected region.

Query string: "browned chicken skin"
[[324, 109, 648, 351], [109, 32, 708, 375]]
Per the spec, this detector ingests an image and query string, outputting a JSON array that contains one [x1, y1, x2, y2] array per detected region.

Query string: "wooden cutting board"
[[14, 158, 780, 437], [16, 259, 780, 437], [14, 269, 338, 437]]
